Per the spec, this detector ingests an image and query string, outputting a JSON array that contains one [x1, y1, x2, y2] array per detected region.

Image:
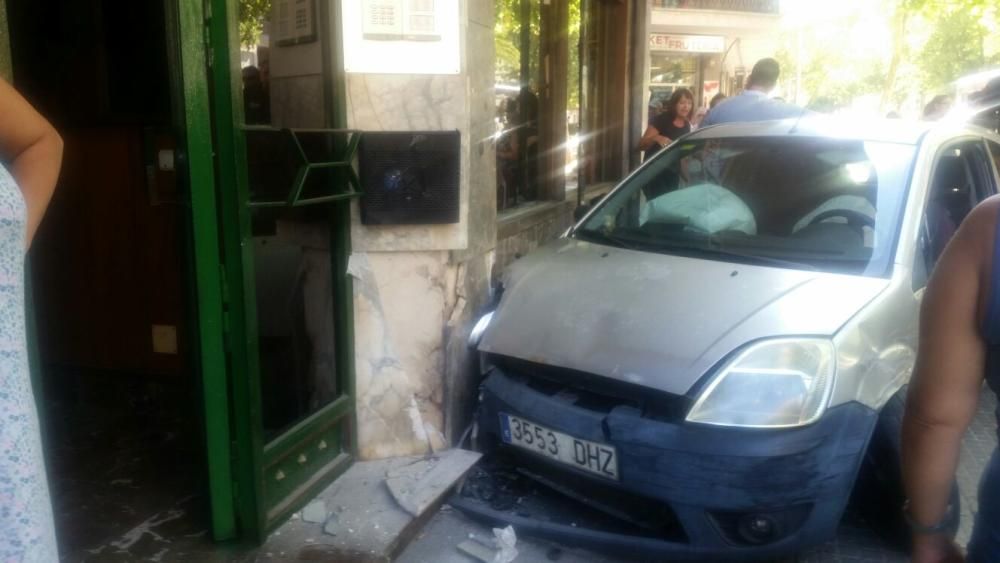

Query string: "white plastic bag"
[[491, 525, 518, 563]]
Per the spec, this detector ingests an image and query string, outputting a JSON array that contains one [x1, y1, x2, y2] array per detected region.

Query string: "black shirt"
[[647, 113, 691, 157]]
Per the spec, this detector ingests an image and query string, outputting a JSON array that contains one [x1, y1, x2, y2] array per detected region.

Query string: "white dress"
[[0, 165, 57, 562]]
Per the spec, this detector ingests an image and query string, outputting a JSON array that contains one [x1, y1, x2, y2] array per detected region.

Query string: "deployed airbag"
[[640, 183, 757, 235]]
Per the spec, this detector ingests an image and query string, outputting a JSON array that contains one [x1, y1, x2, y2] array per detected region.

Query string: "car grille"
[[462, 452, 690, 543], [490, 355, 693, 422]]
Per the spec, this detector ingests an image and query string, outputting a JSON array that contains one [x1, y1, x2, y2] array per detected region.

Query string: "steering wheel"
[[806, 209, 876, 230]]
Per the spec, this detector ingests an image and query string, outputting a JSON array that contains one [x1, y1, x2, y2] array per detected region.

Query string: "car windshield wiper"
[[697, 243, 820, 271], [637, 236, 821, 271], [573, 228, 643, 250], [576, 229, 821, 271]]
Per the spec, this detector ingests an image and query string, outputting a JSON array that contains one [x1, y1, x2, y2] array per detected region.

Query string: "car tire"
[[852, 385, 960, 550]]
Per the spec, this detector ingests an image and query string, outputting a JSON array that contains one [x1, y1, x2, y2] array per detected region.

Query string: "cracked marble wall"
[[345, 0, 497, 459], [346, 73, 470, 253], [442, 1, 496, 443], [350, 251, 454, 458], [339, 0, 570, 459]]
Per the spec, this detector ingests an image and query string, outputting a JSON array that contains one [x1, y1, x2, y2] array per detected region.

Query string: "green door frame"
[[205, 0, 356, 541], [0, 0, 241, 542], [170, 0, 238, 541], [2, 0, 357, 543]]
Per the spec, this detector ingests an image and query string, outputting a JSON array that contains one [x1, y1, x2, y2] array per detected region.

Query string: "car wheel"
[[852, 385, 960, 550]]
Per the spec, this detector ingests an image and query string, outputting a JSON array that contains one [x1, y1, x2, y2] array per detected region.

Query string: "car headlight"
[[686, 338, 836, 428], [467, 311, 494, 349]]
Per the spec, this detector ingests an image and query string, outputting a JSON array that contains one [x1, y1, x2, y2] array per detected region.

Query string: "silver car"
[[461, 118, 1000, 559]]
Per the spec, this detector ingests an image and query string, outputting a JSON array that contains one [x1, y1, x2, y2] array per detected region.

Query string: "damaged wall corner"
[[442, 250, 495, 444], [349, 250, 453, 459], [439, 0, 497, 446], [343, 0, 499, 459]]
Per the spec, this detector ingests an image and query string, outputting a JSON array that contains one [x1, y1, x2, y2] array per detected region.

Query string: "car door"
[[913, 136, 999, 291], [987, 137, 1000, 183]]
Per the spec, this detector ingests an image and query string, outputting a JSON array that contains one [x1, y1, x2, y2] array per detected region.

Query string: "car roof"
[[688, 116, 935, 145], [970, 96, 1000, 113], [953, 98, 1000, 121]]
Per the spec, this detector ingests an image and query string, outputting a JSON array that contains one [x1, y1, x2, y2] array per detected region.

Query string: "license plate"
[[499, 413, 619, 480]]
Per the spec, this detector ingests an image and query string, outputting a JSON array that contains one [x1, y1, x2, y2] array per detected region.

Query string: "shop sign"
[[655, 0, 780, 14], [649, 34, 724, 53]]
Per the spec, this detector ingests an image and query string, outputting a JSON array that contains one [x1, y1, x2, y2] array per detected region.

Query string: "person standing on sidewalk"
[[638, 87, 694, 159], [0, 76, 62, 562], [901, 194, 1000, 563], [700, 58, 806, 127]]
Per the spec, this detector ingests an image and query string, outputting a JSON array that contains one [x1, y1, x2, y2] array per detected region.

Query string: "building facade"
[[647, 0, 782, 111], [2, 0, 747, 552], [0, 0, 612, 551]]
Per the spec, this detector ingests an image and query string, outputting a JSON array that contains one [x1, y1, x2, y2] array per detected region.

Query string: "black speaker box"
[[359, 131, 461, 225]]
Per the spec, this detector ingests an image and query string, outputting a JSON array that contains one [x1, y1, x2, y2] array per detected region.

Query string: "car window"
[[988, 140, 1000, 179], [915, 141, 997, 290], [574, 136, 916, 277]]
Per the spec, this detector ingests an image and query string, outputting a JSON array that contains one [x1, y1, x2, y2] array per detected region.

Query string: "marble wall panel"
[[346, 75, 470, 253], [350, 251, 455, 458]]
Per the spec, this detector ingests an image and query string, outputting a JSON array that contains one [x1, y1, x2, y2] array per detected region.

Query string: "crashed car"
[[463, 117, 1000, 559]]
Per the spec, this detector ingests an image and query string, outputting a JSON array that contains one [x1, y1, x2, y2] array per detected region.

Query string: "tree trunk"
[[880, 8, 908, 112]]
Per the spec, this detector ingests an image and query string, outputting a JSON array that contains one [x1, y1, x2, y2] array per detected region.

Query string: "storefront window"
[[649, 52, 702, 120], [494, 0, 581, 211]]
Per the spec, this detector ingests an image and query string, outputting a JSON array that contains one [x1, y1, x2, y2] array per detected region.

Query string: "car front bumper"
[[465, 367, 879, 560]]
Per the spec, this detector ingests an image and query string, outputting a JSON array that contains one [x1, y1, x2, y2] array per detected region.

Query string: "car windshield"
[[574, 136, 917, 277]]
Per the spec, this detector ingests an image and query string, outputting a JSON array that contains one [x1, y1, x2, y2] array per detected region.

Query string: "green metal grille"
[[241, 127, 362, 209]]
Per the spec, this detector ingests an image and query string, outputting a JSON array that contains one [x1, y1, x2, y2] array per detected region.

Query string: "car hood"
[[478, 238, 890, 396]]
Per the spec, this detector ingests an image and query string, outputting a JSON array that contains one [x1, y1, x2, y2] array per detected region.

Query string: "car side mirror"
[[573, 203, 590, 222]]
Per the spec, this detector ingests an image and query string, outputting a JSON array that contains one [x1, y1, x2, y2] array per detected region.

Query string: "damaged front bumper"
[[459, 367, 878, 560]]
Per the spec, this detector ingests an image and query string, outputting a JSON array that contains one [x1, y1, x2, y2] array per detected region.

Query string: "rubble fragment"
[[301, 500, 327, 524], [322, 512, 340, 537], [492, 525, 518, 563], [385, 449, 481, 517], [457, 540, 497, 562]]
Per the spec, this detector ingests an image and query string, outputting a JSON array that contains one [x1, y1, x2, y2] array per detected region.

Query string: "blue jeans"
[[968, 449, 1000, 562]]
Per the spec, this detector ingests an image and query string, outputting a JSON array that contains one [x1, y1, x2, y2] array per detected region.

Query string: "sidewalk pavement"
[[76, 450, 480, 562], [78, 392, 997, 562]]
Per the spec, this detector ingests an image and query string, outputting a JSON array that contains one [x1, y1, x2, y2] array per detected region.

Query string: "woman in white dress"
[[0, 76, 63, 562]]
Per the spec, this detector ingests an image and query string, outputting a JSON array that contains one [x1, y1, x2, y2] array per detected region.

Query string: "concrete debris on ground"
[[322, 511, 340, 536], [301, 500, 328, 524], [386, 449, 482, 517], [457, 539, 498, 562], [250, 449, 481, 561], [456, 526, 518, 563], [492, 525, 518, 563]]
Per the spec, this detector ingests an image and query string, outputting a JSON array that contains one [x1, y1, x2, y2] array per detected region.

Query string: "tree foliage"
[[567, 0, 581, 110], [780, 0, 1000, 113], [239, 0, 271, 48], [494, 0, 537, 86], [494, 0, 581, 110], [920, 9, 992, 90], [775, 10, 889, 111]]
